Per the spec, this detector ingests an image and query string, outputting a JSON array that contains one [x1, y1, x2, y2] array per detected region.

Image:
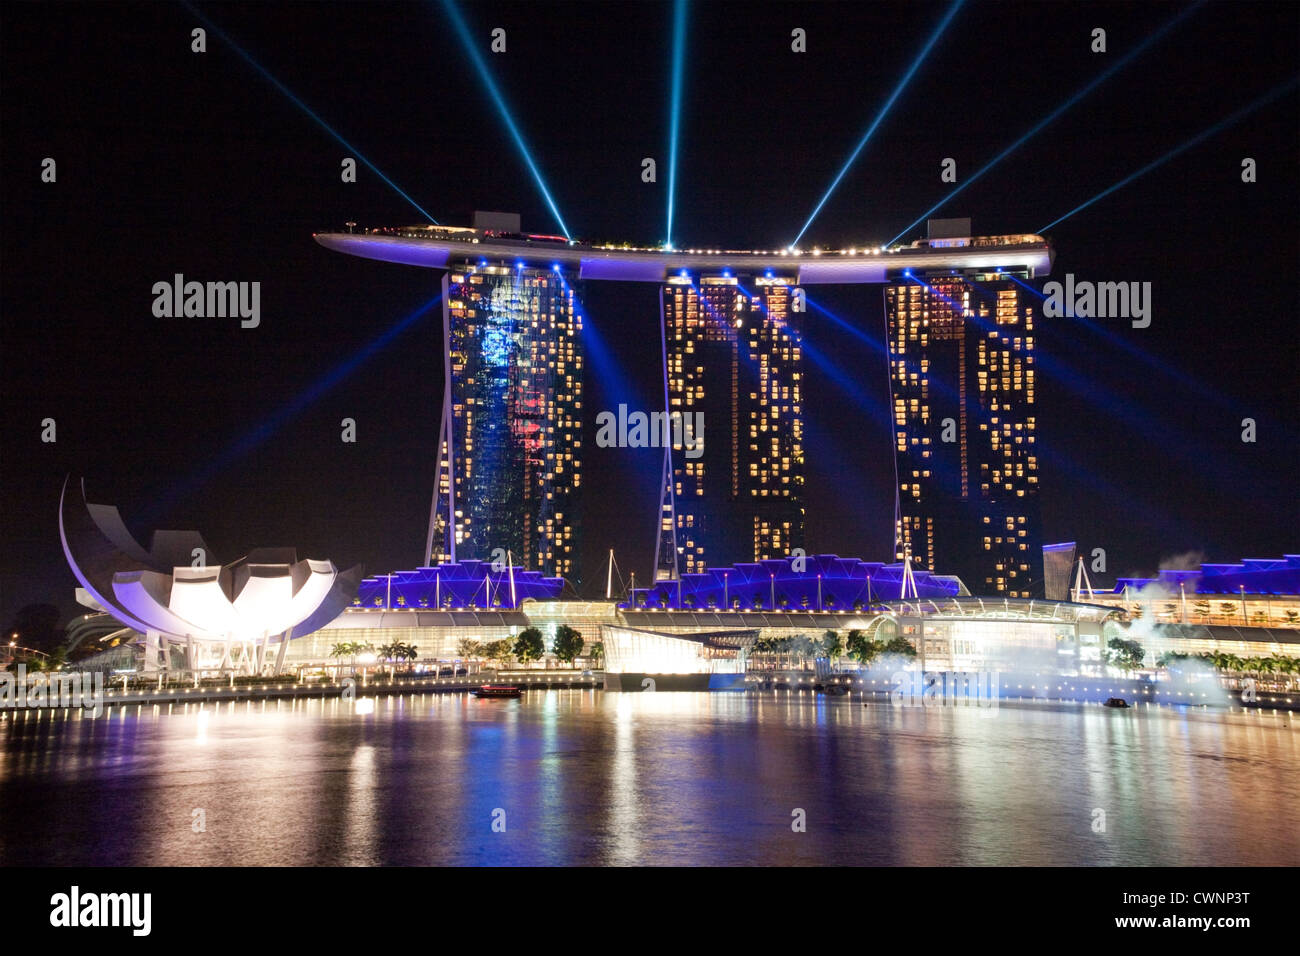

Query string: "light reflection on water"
[[0, 692, 1296, 866]]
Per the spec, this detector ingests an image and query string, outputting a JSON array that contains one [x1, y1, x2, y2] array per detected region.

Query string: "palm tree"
[[375, 641, 399, 674], [346, 641, 375, 678], [330, 641, 361, 678]]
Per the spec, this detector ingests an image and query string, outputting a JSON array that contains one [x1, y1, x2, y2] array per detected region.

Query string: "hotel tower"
[[884, 219, 1043, 597], [654, 274, 805, 579], [426, 227, 584, 580]]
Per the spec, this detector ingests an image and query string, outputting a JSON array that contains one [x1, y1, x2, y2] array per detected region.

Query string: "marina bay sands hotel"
[[316, 215, 1052, 599]]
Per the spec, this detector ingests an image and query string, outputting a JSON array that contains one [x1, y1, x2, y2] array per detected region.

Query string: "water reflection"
[[0, 694, 1295, 865]]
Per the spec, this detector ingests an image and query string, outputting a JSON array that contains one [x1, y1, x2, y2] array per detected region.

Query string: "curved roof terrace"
[[314, 225, 1053, 283]]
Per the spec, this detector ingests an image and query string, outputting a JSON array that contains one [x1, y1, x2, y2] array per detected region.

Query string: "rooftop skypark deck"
[[314, 223, 1054, 283]]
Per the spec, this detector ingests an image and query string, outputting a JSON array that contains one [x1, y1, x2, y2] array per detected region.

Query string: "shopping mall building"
[[63, 487, 1299, 684]]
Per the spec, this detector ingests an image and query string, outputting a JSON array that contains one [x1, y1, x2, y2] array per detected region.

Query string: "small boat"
[[1103, 697, 1129, 708], [473, 684, 522, 699]]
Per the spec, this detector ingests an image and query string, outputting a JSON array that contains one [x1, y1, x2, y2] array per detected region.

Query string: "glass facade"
[[602, 625, 752, 675], [434, 265, 583, 579], [1042, 542, 1077, 601], [902, 617, 1074, 673], [660, 277, 804, 574], [885, 272, 1042, 597]]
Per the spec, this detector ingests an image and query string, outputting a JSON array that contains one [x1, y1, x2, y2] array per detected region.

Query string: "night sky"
[[3, 1, 1297, 628]]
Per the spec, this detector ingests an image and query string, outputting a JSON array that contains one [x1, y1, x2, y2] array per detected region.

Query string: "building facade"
[[656, 275, 804, 577], [1083, 555, 1300, 628], [885, 224, 1043, 597], [429, 263, 583, 580], [1042, 542, 1078, 601]]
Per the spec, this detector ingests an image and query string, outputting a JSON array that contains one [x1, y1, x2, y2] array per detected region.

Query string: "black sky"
[[2, 0, 1297, 626]]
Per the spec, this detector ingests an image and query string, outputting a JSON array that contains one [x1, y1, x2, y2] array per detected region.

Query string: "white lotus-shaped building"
[[60, 477, 361, 674]]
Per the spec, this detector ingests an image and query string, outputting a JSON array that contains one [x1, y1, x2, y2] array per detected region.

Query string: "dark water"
[[1, 691, 1297, 866]]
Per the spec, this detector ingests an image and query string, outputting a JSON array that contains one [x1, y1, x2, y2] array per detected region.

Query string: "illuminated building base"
[[603, 672, 747, 692], [600, 624, 755, 691]]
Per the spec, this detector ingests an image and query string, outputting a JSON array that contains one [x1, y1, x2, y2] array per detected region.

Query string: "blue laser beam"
[[885, 1, 1205, 246], [962, 276, 1272, 488], [902, 278, 1189, 533], [553, 271, 640, 410], [734, 285, 893, 517], [908, 273, 1192, 449], [803, 293, 888, 357], [180, 1, 438, 224], [1034, 440, 1188, 541], [439, 0, 572, 239], [145, 292, 444, 521], [987, 269, 1282, 426], [736, 283, 892, 425], [665, 0, 689, 248], [791, 0, 966, 248], [1038, 76, 1300, 232]]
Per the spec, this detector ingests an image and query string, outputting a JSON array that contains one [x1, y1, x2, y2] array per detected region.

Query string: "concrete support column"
[[142, 630, 162, 674], [273, 628, 292, 675]]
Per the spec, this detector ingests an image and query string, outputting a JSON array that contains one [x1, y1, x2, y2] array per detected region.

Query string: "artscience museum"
[[59, 478, 361, 675]]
